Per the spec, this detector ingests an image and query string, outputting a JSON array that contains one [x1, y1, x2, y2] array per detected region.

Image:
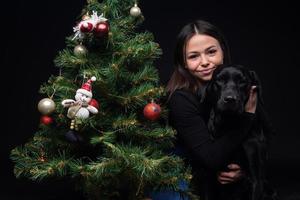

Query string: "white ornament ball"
[[130, 4, 141, 17], [74, 44, 88, 56], [38, 98, 56, 115], [91, 76, 96, 81]]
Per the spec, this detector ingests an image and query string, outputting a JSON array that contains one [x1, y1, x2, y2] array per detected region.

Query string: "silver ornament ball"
[[130, 5, 141, 17], [38, 98, 56, 115], [74, 44, 88, 56]]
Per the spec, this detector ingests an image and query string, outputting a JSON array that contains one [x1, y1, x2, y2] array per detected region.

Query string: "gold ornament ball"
[[74, 44, 88, 56], [130, 4, 141, 17], [38, 98, 56, 115]]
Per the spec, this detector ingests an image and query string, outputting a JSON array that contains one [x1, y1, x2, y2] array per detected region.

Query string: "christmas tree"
[[10, 0, 193, 199]]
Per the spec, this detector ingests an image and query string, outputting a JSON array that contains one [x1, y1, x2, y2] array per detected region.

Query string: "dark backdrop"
[[2, 0, 299, 199]]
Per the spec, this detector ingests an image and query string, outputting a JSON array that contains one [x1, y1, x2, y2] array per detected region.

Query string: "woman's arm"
[[217, 163, 244, 184], [169, 90, 255, 171]]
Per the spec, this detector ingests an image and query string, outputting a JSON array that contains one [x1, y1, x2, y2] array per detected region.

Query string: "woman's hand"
[[245, 86, 257, 114], [217, 164, 244, 184]]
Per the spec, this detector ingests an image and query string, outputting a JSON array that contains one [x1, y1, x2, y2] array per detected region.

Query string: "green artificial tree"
[[10, 0, 195, 199]]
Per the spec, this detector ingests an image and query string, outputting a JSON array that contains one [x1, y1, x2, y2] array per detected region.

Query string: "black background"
[[2, 0, 300, 199]]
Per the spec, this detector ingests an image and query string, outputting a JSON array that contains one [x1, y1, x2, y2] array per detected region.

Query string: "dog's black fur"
[[203, 64, 278, 200]]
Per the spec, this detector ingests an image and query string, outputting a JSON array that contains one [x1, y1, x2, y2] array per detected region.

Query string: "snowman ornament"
[[62, 76, 98, 142]]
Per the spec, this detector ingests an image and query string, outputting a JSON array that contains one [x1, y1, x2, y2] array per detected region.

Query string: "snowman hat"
[[76, 76, 96, 97]]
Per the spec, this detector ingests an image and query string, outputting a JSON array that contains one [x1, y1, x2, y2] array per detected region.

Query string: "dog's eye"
[[240, 79, 247, 84], [239, 77, 247, 83], [233, 75, 246, 84], [237, 78, 248, 88], [216, 75, 226, 83]]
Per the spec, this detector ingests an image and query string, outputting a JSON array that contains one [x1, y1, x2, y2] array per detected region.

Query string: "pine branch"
[[133, 126, 176, 140], [90, 130, 116, 145], [39, 76, 78, 107], [11, 144, 72, 181], [88, 158, 121, 178], [130, 64, 159, 85], [121, 85, 164, 109], [117, 32, 162, 66], [99, 142, 191, 197], [112, 114, 140, 130], [101, 0, 137, 19], [55, 49, 88, 68]]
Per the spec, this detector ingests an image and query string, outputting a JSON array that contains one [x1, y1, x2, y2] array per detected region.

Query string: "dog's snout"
[[223, 95, 237, 103]]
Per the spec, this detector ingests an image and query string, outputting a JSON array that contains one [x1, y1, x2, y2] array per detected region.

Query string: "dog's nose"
[[223, 96, 236, 103]]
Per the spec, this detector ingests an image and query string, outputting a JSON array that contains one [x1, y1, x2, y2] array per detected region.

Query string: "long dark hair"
[[166, 20, 231, 98]]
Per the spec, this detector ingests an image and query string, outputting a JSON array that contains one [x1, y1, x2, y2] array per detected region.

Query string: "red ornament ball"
[[80, 21, 94, 32], [89, 99, 100, 109], [40, 115, 53, 125], [143, 102, 161, 121], [94, 21, 109, 37]]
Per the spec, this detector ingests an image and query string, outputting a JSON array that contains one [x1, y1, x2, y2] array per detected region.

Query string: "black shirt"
[[168, 89, 255, 198]]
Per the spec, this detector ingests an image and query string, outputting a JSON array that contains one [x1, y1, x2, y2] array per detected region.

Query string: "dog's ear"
[[208, 109, 216, 137], [199, 84, 209, 103], [249, 70, 260, 85], [208, 108, 224, 139], [249, 70, 264, 104], [199, 65, 222, 103], [199, 82, 216, 107]]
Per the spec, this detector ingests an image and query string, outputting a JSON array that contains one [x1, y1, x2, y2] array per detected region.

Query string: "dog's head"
[[205, 64, 262, 116]]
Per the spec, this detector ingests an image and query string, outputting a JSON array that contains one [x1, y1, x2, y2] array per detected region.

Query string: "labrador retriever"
[[204, 64, 278, 200]]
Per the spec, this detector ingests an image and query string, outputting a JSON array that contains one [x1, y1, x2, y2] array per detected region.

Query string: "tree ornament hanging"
[[80, 21, 94, 33], [74, 44, 88, 56], [62, 76, 98, 120], [94, 21, 109, 37], [130, 3, 142, 17], [61, 76, 98, 142], [73, 11, 108, 40], [38, 98, 56, 115], [40, 115, 53, 125], [143, 101, 161, 121]]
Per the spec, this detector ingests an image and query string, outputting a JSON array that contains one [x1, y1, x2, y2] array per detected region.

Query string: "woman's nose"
[[200, 55, 209, 67]]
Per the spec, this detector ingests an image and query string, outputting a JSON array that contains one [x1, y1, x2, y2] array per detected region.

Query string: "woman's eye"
[[207, 49, 217, 55], [187, 55, 198, 59]]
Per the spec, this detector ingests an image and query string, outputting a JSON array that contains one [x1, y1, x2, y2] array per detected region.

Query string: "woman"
[[149, 20, 257, 200]]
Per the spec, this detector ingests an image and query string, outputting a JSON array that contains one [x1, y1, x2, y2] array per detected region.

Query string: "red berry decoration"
[[40, 115, 53, 125], [89, 98, 100, 109], [143, 102, 161, 121], [80, 21, 94, 32], [94, 21, 109, 37]]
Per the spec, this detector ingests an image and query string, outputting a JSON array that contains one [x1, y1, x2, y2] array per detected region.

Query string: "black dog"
[[203, 64, 278, 200]]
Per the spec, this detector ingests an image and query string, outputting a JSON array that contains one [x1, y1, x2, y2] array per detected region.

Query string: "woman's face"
[[185, 34, 224, 83]]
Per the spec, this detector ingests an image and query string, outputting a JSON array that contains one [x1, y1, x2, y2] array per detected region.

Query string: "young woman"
[[149, 20, 257, 200]]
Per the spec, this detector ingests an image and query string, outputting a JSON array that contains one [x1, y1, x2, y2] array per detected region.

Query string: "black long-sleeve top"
[[168, 89, 255, 172]]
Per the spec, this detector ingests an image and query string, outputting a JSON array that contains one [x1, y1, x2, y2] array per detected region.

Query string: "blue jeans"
[[147, 180, 190, 200]]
